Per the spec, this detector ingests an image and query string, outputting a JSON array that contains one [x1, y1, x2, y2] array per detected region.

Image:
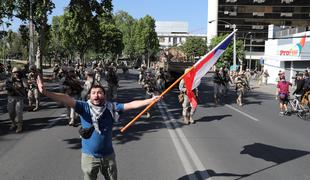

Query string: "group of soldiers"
[[4, 60, 120, 133], [138, 64, 168, 118], [213, 65, 250, 107], [54, 61, 120, 126]]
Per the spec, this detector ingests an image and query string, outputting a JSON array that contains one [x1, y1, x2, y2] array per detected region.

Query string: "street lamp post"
[[249, 35, 253, 70], [242, 32, 252, 72], [209, 19, 237, 71]]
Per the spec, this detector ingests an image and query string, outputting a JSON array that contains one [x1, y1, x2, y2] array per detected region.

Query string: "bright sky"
[[8, 0, 208, 34]]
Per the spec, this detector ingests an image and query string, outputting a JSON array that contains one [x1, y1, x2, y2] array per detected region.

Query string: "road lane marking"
[[157, 102, 195, 179], [225, 104, 260, 122], [158, 101, 212, 180]]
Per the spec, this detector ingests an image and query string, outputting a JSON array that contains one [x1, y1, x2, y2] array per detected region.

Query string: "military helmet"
[[12, 67, 21, 73], [29, 64, 37, 71]]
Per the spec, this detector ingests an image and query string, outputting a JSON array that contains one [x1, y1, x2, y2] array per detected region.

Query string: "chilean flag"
[[183, 30, 236, 108]]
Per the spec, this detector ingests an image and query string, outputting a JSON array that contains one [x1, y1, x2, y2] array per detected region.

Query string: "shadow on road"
[[236, 142, 310, 179], [0, 116, 67, 136], [63, 138, 82, 149], [195, 114, 232, 123], [178, 169, 249, 180]]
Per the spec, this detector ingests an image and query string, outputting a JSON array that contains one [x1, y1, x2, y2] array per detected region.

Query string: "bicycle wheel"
[[301, 105, 310, 121], [287, 100, 295, 114]]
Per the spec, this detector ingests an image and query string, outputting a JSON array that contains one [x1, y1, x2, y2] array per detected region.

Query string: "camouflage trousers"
[[108, 84, 117, 100], [236, 87, 245, 106], [182, 94, 196, 118], [28, 88, 39, 108], [81, 153, 117, 180], [67, 94, 79, 125], [7, 96, 24, 126]]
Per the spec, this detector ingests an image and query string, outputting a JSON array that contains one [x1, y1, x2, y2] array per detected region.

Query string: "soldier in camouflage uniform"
[[235, 72, 249, 106], [81, 68, 95, 101], [5, 67, 28, 133], [106, 66, 119, 100], [143, 69, 157, 118], [179, 75, 198, 125], [61, 67, 83, 126], [27, 65, 40, 111]]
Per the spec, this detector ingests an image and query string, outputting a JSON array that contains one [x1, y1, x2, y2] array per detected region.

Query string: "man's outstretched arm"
[[37, 75, 76, 108], [123, 96, 159, 111]]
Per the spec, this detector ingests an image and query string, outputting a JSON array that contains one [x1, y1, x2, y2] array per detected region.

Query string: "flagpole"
[[120, 66, 194, 133]]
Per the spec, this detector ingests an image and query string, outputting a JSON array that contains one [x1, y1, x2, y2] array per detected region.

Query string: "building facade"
[[156, 21, 207, 49], [207, 0, 310, 70], [264, 25, 310, 84]]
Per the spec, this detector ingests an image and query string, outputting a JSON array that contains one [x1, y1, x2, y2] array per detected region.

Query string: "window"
[[159, 37, 165, 43], [281, 0, 294, 4], [252, 25, 264, 30], [281, 13, 293, 17], [253, 12, 265, 17], [253, 0, 265, 3]]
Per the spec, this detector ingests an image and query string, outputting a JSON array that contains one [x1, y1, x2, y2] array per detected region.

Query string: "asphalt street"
[[1, 69, 310, 180]]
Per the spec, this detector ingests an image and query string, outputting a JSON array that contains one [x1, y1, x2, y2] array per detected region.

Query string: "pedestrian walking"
[[262, 69, 269, 85], [5, 67, 28, 133], [36, 75, 158, 180], [277, 74, 292, 115]]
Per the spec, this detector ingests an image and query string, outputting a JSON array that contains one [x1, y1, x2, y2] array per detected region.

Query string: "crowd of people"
[[3, 58, 310, 179]]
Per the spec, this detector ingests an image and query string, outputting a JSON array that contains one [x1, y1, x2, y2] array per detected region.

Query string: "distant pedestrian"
[[36, 75, 159, 180], [262, 69, 269, 85]]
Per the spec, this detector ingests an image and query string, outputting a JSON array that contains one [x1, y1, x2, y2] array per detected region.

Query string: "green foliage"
[[132, 15, 159, 61], [181, 37, 207, 60], [209, 33, 244, 65], [114, 11, 136, 60], [98, 22, 123, 59]]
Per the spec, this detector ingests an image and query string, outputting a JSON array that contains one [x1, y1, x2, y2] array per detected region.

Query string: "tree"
[[15, 0, 55, 69], [114, 11, 136, 61], [181, 37, 207, 60], [209, 33, 244, 66], [132, 15, 159, 66]]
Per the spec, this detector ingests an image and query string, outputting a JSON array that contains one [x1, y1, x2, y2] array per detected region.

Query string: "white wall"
[[207, 0, 218, 45]]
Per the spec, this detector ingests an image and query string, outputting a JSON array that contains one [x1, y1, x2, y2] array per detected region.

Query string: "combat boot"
[[9, 123, 16, 131], [183, 116, 189, 125], [146, 112, 151, 119], [189, 116, 195, 124], [33, 100, 39, 111], [16, 124, 23, 133]]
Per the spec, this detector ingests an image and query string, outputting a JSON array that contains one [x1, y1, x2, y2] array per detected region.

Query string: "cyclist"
[[292, 73, 305, 99], [277, 74, 292, 115]]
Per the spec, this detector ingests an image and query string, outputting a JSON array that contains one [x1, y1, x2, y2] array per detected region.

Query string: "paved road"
[[0, 69, 310, 180]]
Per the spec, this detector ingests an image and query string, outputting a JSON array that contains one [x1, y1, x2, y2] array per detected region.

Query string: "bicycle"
[[287, 95, 310, 120]]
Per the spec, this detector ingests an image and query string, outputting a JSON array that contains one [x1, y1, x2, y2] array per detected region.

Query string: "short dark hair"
[[90, 84, 106, 94]]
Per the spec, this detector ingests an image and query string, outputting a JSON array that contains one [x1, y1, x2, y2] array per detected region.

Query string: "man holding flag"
[[179, 68, 198, 124]]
